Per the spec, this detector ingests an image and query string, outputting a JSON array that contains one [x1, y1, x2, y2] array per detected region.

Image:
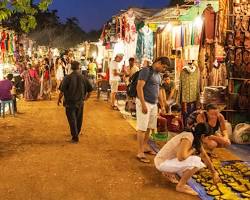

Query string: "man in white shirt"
[[109, 54, 124, 110]]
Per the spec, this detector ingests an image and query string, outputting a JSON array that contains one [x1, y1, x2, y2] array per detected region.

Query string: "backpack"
[[127, 67, 153, 98]]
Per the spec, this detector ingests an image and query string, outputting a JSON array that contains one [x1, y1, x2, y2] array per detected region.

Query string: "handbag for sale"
[[233, 123, 250, 144], [160, 114, 184, 133], [157, 116, 168, 133]]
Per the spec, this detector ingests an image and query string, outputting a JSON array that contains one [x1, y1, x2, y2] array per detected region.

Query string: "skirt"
[[156, 155, 206, 174]]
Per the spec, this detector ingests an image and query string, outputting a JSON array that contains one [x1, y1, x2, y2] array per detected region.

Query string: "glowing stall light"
[[194, 16, 203, 27]]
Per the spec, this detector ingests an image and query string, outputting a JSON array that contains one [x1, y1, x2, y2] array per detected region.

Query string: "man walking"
[[58, 61, 93, 143], [136, 57, 170, 163], [109, 53, 124, 110]]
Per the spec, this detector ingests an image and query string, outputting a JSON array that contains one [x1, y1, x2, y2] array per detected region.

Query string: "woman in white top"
[[155, 123, 221, 196], [55, 58, 65, 92]]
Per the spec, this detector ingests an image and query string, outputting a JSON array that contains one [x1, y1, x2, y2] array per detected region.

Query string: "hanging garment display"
[[184, 23, 192, 46], [136, 26, 154, 62], [184, 45, 200, 61], [217, 0, 228, 44], [209, 62, 227, 86], [113, 39, 125, 58], [178, 64, 199, 103], [125, 11, 137, 43], [201, 4, 216, 45], [155, 27, 172, 58], [174, 26, 182, 49], [124, 11, 138, 61], [192, 23, 202, 45]]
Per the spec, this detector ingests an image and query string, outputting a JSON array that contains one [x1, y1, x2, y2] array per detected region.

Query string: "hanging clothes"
[[1, 31, 6, 52], [209, 62, 227, 86], [175, 26, 182, 49], [125, 12, 137, 43], [156, 27, 172, 58], [201, 5, 216, 45], [217, 0, 228, 44], [124, 12, 137, 60], [136, 26, 154, 62], [178, 65, 199, 103]]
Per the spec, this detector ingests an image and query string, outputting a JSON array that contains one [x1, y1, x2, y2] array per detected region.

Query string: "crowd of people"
[[107, 54, 232, 196], [0, 48, 99, 113], [0, 47, 233, 197]]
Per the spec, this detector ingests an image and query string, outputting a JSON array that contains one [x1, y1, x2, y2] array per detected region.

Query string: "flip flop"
[[112, 105, 119, 111], [144, 150, 157, 155], [136, 156, 150, 163], [162, 172, 179, 184]]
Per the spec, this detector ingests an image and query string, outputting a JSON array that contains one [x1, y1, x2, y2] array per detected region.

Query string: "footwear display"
[[192, 160, 250, 199]]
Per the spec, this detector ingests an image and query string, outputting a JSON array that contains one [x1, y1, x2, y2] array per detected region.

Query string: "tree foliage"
[[26, 10, 101, 48], [0, 0, 52, 32], [1, 1, 102, 48]]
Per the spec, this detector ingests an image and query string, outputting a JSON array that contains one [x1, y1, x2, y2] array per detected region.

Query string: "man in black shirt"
[[58, 61, 93, 143]]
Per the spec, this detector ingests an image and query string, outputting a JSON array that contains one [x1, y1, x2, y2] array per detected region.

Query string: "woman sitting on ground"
[[196, 103, 231, 151], [154, 123, 221, 196]]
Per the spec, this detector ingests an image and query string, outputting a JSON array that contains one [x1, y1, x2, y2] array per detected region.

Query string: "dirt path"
[[0, 95, 198, 200]]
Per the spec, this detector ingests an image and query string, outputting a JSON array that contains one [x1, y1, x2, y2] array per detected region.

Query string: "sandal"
[[136, 156, 150, 163], [226, 32, 234, 47], [235, 48, 243, 67], [241, 17, 249, 32], [234, 15, 242, 31], [112, 105, 119, 111], [244, 31, 250, 49], [162, 172, 179, 184]]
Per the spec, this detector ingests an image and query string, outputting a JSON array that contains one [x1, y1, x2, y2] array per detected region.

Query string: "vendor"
[[160, 74, 175, 113], [196, 104, 231, 150], [154, 123, 221, 196]]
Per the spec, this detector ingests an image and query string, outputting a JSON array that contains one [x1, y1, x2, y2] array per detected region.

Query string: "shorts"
[[136, 98, 157, 132], [155, 156, 206, 174], [110, 80, 119, 93]]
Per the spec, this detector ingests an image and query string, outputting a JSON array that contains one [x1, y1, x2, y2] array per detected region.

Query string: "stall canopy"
[[179, 1, 219, 21], [146, 6, 189, 24]]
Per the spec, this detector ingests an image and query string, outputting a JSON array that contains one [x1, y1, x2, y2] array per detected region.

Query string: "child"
[[154, 123, 221, 196]]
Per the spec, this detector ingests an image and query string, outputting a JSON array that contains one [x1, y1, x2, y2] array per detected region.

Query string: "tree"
[[0, 0, 52, 33]]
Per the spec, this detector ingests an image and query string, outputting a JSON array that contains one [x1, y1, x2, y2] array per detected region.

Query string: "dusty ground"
[[0, 95, 237, 200]]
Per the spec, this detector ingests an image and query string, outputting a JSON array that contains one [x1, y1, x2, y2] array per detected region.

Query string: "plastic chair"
[[97, 80, 111, 101], [0, 100, 15, 118]]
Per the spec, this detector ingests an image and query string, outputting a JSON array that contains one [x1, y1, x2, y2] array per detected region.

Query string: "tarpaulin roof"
[[179, 1, 219, 21], [145, 1, 219, 23], [145, 6, 189, 23], [119, 7, 160, 21]]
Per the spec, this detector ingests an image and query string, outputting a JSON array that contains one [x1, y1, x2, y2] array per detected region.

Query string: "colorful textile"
[[179, 67, 199, 103], [201, 5, 216, 45], [217, 0, 228, 44], [136, 26, 154, 62]]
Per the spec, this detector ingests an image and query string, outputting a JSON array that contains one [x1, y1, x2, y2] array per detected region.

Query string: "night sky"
[[49, 0, 170, 32]]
